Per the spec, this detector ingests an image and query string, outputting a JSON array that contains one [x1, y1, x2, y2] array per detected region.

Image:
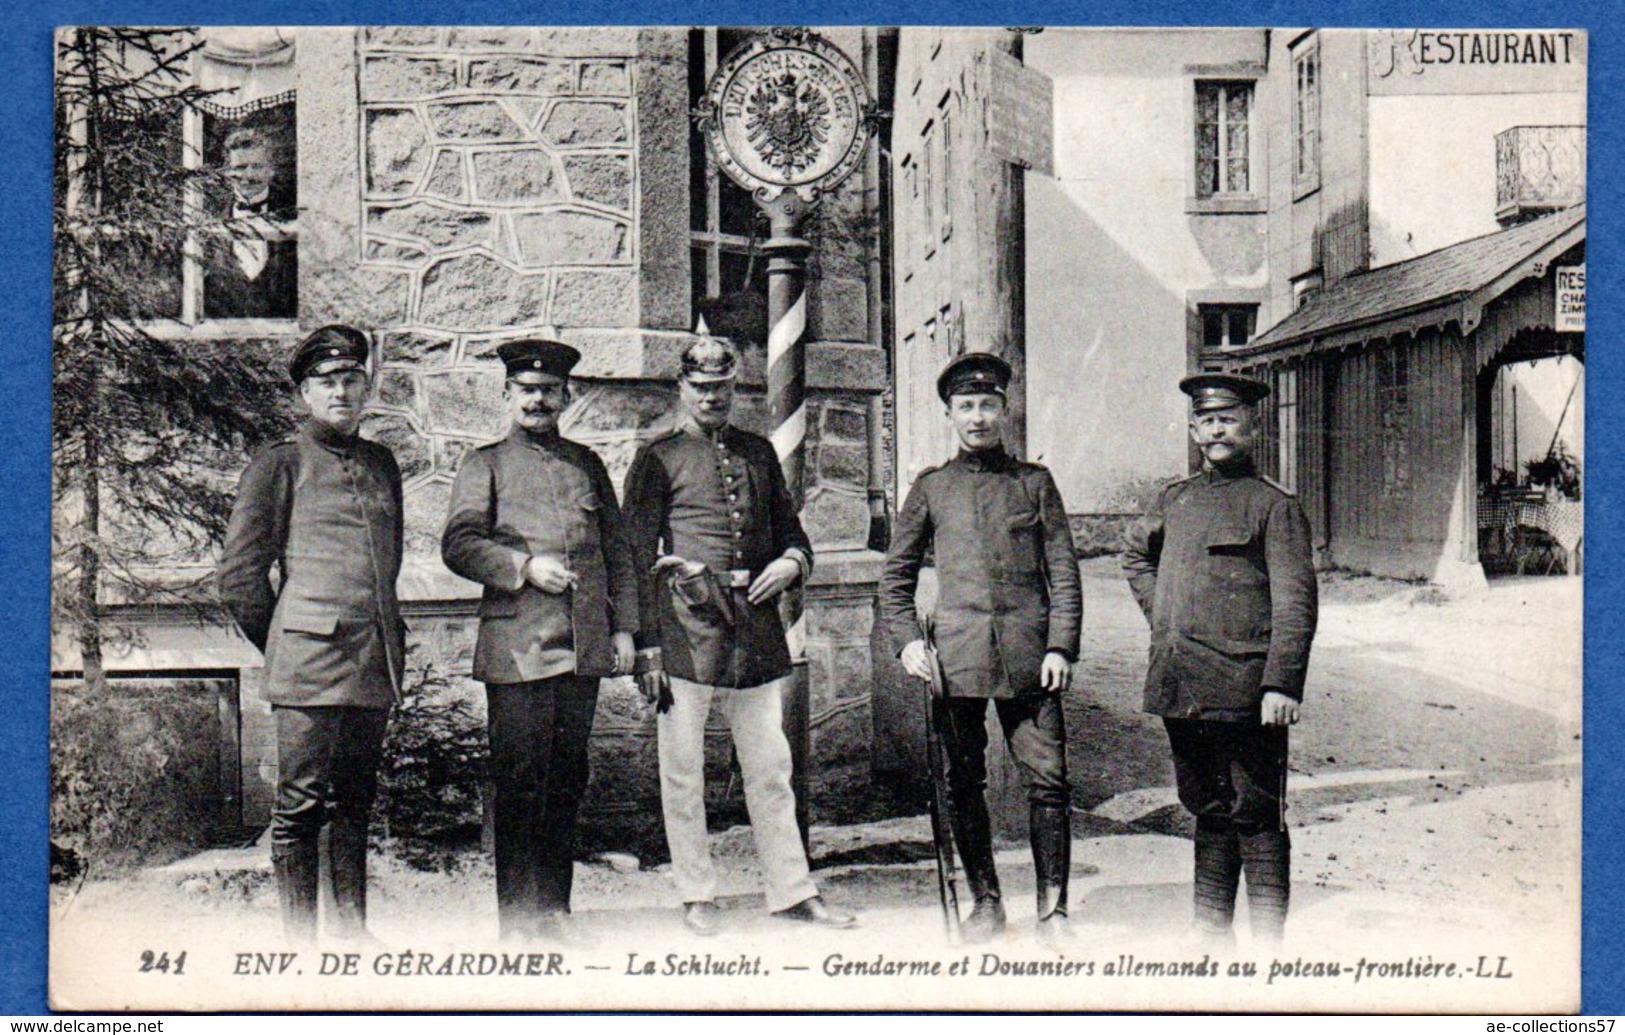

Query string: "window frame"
[[689, 28, 765, 314], [1292, 34, 1322, 200], [1274, 366, 1300, 492], [160, 42, 301, 338], [1187, 74, 1264, 214], [1195, 301, 1259, 368], [1378, 347, 1412, 500]]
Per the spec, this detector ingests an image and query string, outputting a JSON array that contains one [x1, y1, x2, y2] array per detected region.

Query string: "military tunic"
[[219, 418, 405, 935], [1120, 462, 1318, 720], [624, 418, 822, 912], [623, 423, 812, 688], [880, 444, 1082, 920], [880, 449, 1082, 698], [218, 419, 405, 709], [440, 425, 640, 932], [441, 428, 640, 682]]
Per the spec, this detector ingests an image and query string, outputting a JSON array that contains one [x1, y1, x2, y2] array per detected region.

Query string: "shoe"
[[1189, 922, 1237, 952], [1036, 912, 1077, 951], [960, 897, 1007, 944], [535, 913, 598, 949], [326, 925, 391, 953], [773, 895, 858, 929], [683, 901, 722, 937]]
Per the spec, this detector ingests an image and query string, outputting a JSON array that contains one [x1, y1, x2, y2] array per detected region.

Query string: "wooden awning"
[[1233, 205, 1585, 366]]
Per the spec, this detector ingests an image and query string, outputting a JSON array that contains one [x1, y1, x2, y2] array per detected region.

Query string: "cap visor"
[[1191, 398, 1247, 413], [306, 358, 366, 378], [507, 371, 566, 385]]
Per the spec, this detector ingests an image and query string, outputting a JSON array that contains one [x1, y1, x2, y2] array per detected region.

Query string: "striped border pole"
[[763, 193, 814, 846]]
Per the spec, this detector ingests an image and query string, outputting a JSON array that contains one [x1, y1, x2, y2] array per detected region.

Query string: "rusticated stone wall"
[[341, 25, 664, 556], [273, 27, 889, 842], [359, 33, 640, 330]]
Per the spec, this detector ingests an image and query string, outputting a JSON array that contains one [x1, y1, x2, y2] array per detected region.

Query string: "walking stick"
[[921, 617, 962, 944]]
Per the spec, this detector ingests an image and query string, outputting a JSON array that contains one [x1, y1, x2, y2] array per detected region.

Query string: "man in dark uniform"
[[624, 338, 855, 936], [1121, 373, 1318, 944], [880, 352, 1083, 946], [441, 339, 639, 944], [219, 325, 403, 945]]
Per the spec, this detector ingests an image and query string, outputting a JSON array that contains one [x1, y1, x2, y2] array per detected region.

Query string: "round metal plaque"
[[700, 30, 874, 203]]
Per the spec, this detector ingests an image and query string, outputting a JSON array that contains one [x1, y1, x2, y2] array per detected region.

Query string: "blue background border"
[[4, 0, 1617, 1015]]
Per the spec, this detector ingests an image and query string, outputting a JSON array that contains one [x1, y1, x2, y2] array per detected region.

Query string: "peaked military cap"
[[290, 325, 370, 385], [937, 352, 1012, 402], [1180, 372, 1270, 412], [498, 339, 581, 383], [680, 338, 739, 383]]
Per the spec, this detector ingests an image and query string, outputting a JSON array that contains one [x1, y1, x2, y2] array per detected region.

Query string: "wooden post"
[[982, 30, 1032, 843]]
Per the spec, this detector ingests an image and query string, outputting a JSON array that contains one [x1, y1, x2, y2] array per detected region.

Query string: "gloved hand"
[[639, 670, 673, 714], [635, 648, 673, 714]]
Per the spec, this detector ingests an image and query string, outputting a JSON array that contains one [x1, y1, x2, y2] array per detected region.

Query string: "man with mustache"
[[441, 339, 639, 944], [219, 325, 403, 945], [1121, 373, 1318, 945], [623, 338, 855, 936]]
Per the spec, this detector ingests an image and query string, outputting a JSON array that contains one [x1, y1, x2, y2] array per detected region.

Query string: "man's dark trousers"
[[486, 675, 600, 938], [941, 695, 1070, 913], [272, 705, 390, 942], [1165, 717, 1290, 937]]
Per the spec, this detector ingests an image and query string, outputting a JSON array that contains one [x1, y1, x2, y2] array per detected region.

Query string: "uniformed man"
[[624, 338, 856, 936], [1120, 373, 1318, 944], [441, 339, 639, 945], [218, 325, 403, 945], [879, 352, 1083, 946]]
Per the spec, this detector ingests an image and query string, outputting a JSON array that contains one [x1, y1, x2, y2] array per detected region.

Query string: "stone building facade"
[[61, 26, 892, 845]]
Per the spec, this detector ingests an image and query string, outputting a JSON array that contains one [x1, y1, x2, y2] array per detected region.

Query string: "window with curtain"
[[1194, 80, 1252, 198], [193, 29, 300, 323]]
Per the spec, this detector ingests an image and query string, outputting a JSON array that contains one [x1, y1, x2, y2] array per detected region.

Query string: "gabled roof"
[[1240, 204, 1585, 357]]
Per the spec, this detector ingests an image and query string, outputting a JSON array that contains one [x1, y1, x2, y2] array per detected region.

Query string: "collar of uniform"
[[1203, 458, 1258, 483], [302, 418, 361, 453], [954, 447, 1015, 472], [511, 426, 565, 451], [678, 414, 733, 442]]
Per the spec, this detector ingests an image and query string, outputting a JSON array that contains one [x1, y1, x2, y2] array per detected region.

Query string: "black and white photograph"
[[48, 25, 1584, 1012]]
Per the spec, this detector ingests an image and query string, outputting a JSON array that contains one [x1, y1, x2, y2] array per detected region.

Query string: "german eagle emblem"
[[745, 70, 831, 178]]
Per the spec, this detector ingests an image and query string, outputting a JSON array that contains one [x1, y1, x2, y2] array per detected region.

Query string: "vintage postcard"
[[49, 25, 1584, 1012]]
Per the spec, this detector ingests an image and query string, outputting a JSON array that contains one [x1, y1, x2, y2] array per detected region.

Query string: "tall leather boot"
[[952, 792, 1005, 943], [1239, 828, 1290, 943], [272, 842, 319, 946], [1031, 803, 1074, 948], [1193, 816, 1242, 940], [329, 821, 372, 943]]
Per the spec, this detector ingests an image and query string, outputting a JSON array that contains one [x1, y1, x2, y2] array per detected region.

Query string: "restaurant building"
[[893, 28, 1584, 580]]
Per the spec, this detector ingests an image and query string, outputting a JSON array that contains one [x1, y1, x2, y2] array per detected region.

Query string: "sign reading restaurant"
[[1368, 29, 1586, 95], [1556, 265, 1585, 333]]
